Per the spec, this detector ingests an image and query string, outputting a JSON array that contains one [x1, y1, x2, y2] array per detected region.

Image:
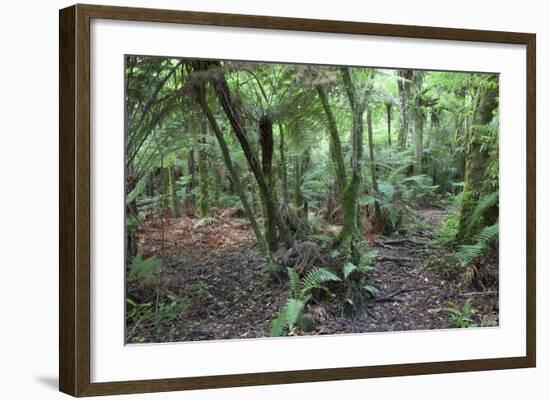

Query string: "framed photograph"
[[59, 4, 536, 397]]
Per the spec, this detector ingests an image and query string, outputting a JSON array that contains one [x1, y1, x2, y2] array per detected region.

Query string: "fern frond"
[[270, 298, 305, 337], [465, 191, 498, 233], [456, 221, 499, 267], [287, 267, 302, 299], [301, 267, 340, 298], [343, 262, 357, 279]]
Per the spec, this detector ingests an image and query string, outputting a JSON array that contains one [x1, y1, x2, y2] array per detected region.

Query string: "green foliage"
[[270, 298, 305, 337], [127, 254, 158, 287], [307, 234, 334, 245], [287, 267, 341, 300], [156, 294, 188, 327], [340, 250, 378, 313], [301, 268, 341, 298], [371, 149, 439, 232], [126, 173, 150, 205], [440, 212, 460, 243], [455, 221, 499, 267], [193, 282, 214, 302], [270, 267, 340, 337], [441, 300, 478, 328], [126, 298, 153, 321], [465, 191, 498, 235]]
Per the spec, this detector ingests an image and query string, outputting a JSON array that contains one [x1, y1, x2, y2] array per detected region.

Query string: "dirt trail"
[[127, 208, 498, 343]]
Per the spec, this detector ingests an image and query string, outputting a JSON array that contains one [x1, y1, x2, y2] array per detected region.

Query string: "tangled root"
[[275, 241, 326, 274]]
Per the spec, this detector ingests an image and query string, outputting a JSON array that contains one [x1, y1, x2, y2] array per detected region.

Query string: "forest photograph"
[[124, 56, 499, 344]]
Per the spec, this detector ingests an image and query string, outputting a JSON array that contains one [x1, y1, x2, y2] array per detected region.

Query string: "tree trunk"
[[187, 149, 196, 204], [198, 121, 210, 217], [125, 174, 138, 264], [259, 115, 278, 251], [412, 71, 424, 175], [168, 165, 181, 218], [397, 70, 413, 151], [161, 165, 170, 210], [458, 77, 499, 242], [367, 105, 383, 225], [386, 103, 392, 146], [279, 124, 290, 207], [338, 67, 365, 260], [192, 80, 269, 254], [317, 85, 347, 195], [209, 67, 292, 247]]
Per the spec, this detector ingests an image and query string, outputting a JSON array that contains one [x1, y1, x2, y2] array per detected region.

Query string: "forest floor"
[[127, 206, 499, 343]]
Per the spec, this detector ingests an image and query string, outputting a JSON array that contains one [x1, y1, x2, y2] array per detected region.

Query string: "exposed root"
[[275, 241, 326, 274]]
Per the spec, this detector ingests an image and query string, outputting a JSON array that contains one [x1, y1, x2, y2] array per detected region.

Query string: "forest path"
[[319, 207, 462, 334], [320, 207, 499, 334], [128, 207, 497, 343]]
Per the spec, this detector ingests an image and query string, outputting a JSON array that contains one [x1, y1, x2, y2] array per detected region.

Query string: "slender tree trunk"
[[367, 106, 383, 224], [293, 156, 303, 213], [214, 165, 222, 206], [198, 121, 210, 217], [259, 115, 278, 251], [187, 149, 196, 204], [397, 70, 413, 151], [386, 103, 392, 146], [210, 69, 292, 247], [279, 124, 290, 207], [161, 165, 170, 210], [413, 71, 424, 175], [317, 85, 347, 195], [338, 67, 365, 260], [125, 174, 138, 264], [168, 165, 181, 218], [192, 80, 269, 254]]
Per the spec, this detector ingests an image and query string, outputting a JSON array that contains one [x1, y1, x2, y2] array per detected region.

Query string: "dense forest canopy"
[[125, 56, 499, 343]]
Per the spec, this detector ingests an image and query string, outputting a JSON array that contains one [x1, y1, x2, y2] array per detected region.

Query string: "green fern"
[[287, 268, 302, 298], [270, 298, 305, 337], [465, 191, 498, 233], [456, 221, 499, 267], [127, 254, 158, 285], [271, 267, 340, 337], [286, 267, 340, 300], [301, 268, 341, 299]]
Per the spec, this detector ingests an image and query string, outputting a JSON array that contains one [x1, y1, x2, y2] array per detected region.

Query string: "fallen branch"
[[381, 238, 428, 247], [374, 286, 433, 303], [373, 239, 396, 250], [461, 291, 498, 297], [376, 255, 414, 264]]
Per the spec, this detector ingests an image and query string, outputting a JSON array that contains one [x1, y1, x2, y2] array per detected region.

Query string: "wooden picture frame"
[[59, 3, 536, 397]]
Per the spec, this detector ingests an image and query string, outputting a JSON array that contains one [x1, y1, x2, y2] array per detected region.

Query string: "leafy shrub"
[[439, 212, 460, 243], [126, 298, 153, 321], [127, 254, 158, 288], [441, 300, 478, 328], [340, 251, 378, 314], [156, 294, 188, 327]]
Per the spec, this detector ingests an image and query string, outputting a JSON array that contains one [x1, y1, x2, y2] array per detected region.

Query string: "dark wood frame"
[[59, 3, 536, 397]]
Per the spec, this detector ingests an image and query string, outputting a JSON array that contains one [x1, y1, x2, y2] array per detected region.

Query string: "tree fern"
[[456, 221, 499, 267], [270, 298, 305, 337]]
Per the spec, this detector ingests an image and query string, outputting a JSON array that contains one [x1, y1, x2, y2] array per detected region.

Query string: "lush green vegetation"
[[125, 57, 499, 343]]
